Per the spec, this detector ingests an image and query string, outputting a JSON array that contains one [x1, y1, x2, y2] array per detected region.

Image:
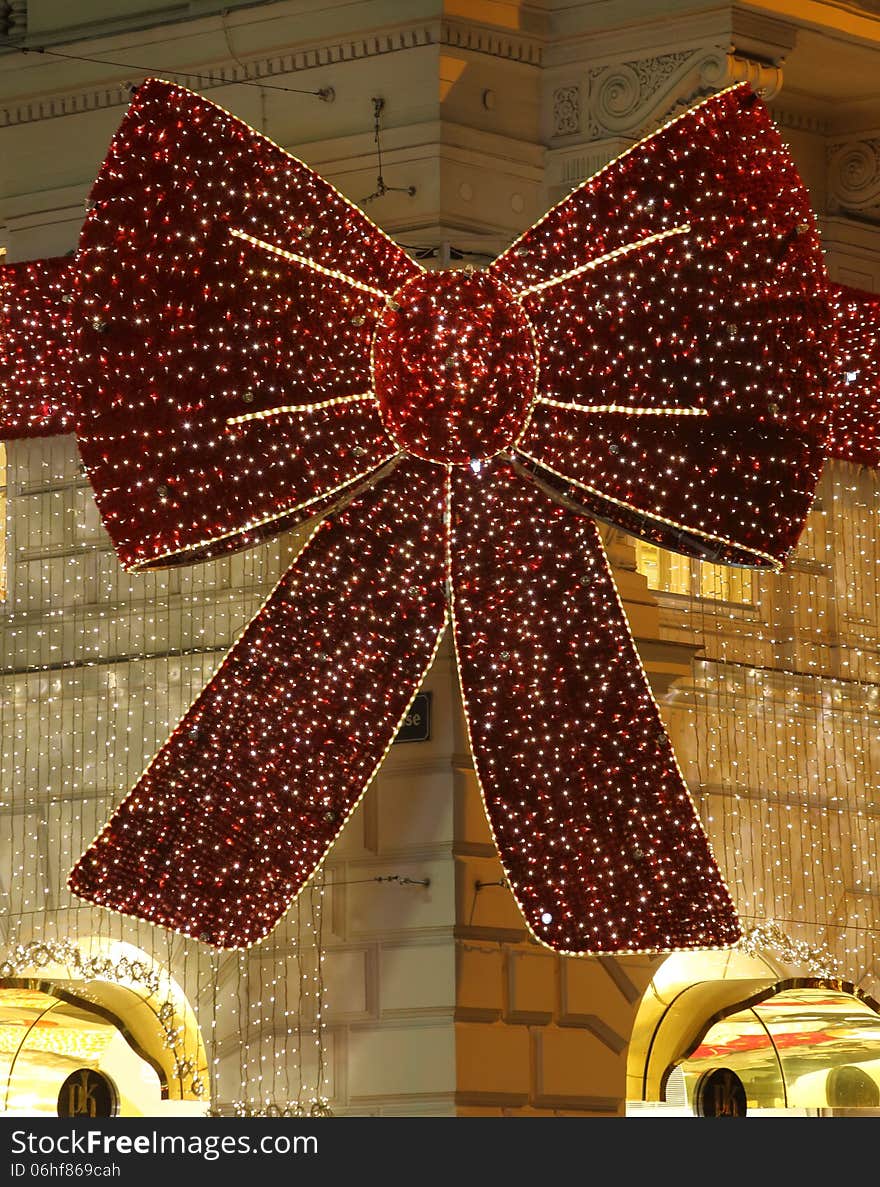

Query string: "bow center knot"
[[373, 270, 537, 465]]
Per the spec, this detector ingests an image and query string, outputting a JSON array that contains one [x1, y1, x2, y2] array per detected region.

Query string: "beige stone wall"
[[454, 750, 662, 1116], [318, 636, 459, 1116], [659, 459, 880, 997]]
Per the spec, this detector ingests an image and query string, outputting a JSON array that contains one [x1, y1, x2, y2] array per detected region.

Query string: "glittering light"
[[512, 222, 691, 300], [372, 269, 538, 465], [71, 459, 447, 949], [227, 392, 375, 426], [228, 227, 394, 300], [68, 79, 415, 573], [536, 399, 709, 417], [499, 81, 833, 570], [0, 257, 75, 437], [0, 940, 207, 1098], [0, 78, 841, 955], [736, 921, 841, 980], [449, 460, 740, 952], [824, 284, 880, 469]]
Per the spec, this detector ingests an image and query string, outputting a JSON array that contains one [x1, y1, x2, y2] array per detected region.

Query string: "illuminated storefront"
[[629, 949, 880, 1116], [0, 940, 208, 1117], [0, 985, 162, 1116]]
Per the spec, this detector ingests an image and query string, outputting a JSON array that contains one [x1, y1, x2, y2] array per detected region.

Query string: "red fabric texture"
[[451, 460, 741, 953], [825, 282, 880, 468], [0, 79, 848, 950], [0, 256, 76, 438]]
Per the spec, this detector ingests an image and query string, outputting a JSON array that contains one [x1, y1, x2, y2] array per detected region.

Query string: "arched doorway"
[[627, 945, 880, 1116], [0, 937, 209, 1117], [0, 984, 165, 1116]]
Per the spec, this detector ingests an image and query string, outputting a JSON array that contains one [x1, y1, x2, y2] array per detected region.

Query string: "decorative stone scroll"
[[828, 136, 880, 225], [582, 47, 784, 144]]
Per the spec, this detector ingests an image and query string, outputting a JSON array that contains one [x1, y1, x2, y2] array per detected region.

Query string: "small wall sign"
[[394, 692, 431, 744]]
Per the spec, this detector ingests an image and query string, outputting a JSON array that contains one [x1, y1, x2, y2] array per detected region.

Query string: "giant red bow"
[[1, 80, 841, 952]]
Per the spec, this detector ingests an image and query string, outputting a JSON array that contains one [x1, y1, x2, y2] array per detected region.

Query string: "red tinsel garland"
[[2, 77, 873, 954]]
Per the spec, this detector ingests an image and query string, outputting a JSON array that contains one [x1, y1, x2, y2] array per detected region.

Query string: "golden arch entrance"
[[0, 937, 209, 1117], [627, 947, 880, 1116]]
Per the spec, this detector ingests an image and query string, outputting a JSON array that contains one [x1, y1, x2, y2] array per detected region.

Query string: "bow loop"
[[497, 84, 835, 567], [71, 79, 419, 571]]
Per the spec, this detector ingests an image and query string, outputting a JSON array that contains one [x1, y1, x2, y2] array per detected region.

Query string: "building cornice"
[[0, 16, 542, 128], [768, 102, 831, 134], [440, 17, 542, 65], [0, 25, 431, 127]]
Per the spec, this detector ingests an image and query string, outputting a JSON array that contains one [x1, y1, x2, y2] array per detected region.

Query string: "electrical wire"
[[360, 96, 416, 204], [3, 43, 333, 99], [329, 874, 430, 887]]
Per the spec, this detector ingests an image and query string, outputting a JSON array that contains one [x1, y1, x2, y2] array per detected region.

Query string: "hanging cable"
[[4, 44, 334, 99], [328, 873, 431, 888], [360, 97, 416, 204]]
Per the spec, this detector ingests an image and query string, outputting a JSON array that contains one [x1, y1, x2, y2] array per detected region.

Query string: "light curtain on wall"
[[4, 430, 880, 1114], [0, 434, 329, 1116], [654, 458, 880, 997]]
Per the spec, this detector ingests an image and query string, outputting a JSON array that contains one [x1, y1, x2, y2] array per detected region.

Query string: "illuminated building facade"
[[1, 0, 880, 1116]]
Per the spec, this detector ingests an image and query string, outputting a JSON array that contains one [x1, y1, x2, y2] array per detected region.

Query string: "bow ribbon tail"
[[68, 457, 447, 948], [449, 458, 741, 954]]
